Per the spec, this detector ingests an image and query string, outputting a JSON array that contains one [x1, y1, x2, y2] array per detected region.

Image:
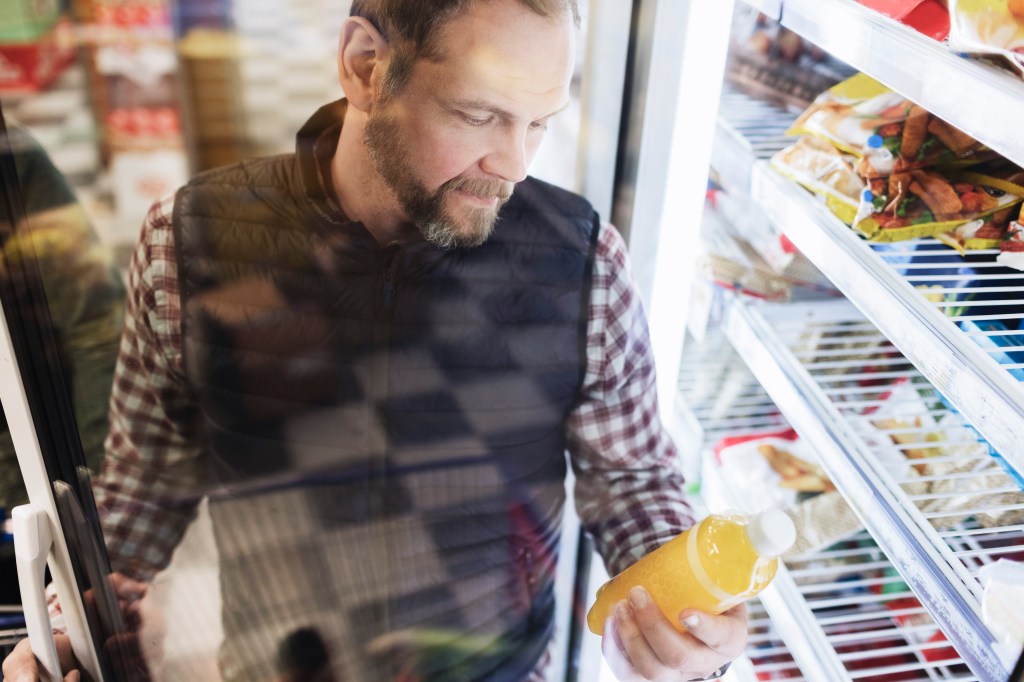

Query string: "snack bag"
[[790, 74, 987, 178], [771, 136, 863, 225], [699, 197, 792, 301], [852, 169, 1024, 241], [856, 0, 951, 40], [949, 0, 1024, 76], [997, 208, 1024, 270], [935, 205, 1018, 254]]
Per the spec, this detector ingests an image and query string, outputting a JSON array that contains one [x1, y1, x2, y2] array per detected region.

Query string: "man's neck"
[[332, 107, 417, 246]]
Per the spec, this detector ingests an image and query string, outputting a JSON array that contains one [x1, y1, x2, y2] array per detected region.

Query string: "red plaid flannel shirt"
[[94, 192, 695, 673]]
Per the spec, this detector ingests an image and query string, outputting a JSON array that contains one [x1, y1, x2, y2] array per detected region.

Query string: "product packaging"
[[998, 211, 1024, 269], [713, 189, 838, 292], [949, 0, 1024, 77], [856, 0, 952, 40], [790, 74, 989, 179], [770, 136, 863, 225], [0, 16, 75, 92], [726, 7, 851, 109], [852, 169, 1024, 242], [979, 560, 1024, 666], [713, 429, 863, 560], [698, 198, 793, 302]]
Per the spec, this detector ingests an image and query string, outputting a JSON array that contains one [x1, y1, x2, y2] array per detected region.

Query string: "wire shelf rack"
[[678, 327, 989, 681]]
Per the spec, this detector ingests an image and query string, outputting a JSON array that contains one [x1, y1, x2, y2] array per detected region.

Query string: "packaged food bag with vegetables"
[[852, 168, 1024, 241], [789, 73, 989, 178]]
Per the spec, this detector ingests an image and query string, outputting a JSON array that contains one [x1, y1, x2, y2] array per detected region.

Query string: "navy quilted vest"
[[173, 101, 600, 681]]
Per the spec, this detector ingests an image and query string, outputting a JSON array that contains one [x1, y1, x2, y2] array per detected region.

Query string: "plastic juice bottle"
[[587, 509, 796, 635]]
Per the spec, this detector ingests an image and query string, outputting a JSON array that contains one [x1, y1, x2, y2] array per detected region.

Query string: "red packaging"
[[856, 0, 951, 40], [0, 17, 74, 92]]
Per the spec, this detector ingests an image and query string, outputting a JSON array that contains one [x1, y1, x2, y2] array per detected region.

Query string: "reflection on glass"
[[3, 1, 704, 681], [0, 122, 124, 513]]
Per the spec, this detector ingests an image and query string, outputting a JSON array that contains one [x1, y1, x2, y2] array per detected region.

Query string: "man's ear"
[[338, 16, 389, 112]]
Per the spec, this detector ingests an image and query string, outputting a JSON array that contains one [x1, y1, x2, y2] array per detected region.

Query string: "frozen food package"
[[698, 199, 793, 301], [789, 74, 988, 178], [852, 169, 1024, 241], [726, 6, 852, 109], [934, 205, 1018, 254], [978, 560, 1024, 666], [856, 0, 951, 40], [713, 429, 863, 559], [782, 491, 864, 560], [949, 0, 1024, 76], [771, 136, 863, 225], [713, 188, 839, 293], [998, 211, 1024, 269]]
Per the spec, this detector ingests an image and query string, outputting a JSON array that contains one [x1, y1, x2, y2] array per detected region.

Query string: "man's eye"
[[461, 114, 491, 126]]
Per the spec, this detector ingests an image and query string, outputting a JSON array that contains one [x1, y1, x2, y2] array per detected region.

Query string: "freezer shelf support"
[[752, 163, 1024, 479], [721, 295, 1009, 682]]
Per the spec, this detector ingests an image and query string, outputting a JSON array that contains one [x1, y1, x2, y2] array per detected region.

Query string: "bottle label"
[[686, 525, 747, 613]]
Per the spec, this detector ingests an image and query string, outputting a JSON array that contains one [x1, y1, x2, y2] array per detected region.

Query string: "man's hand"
[[601, 587, 748, 681], [1, 572, 149, 682]]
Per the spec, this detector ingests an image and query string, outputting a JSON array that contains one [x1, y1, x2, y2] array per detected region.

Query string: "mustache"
[[443, 176, 515, 201]]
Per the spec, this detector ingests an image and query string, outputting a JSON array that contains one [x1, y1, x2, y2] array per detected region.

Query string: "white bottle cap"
[[747, 508, 796, 558]]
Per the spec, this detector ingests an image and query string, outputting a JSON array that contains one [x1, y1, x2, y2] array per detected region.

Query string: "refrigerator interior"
[[651, 0, 1024, 680]]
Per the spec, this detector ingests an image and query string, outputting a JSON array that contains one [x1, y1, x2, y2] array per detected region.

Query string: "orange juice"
[[587, 509, 795, 635]]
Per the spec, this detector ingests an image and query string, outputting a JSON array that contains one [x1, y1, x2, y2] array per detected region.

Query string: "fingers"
[[599, 588, 748, 681], [600, 616, 643, 682], [679, 603, 749, 659], [2, 638, 38, 681], [108, 572, 147, 601]]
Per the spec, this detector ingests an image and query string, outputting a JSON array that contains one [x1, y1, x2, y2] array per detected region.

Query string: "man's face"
[[363, 0, 575, 248]]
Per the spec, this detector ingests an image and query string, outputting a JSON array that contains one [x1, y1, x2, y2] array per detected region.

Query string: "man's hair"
[[350, 0, 580, 96]]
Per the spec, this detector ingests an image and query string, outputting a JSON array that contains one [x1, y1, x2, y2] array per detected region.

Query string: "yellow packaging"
[[949, 0, 1024, 76], [789, 73, 986, 178], [770, 137, 862, 225], [853, 171, 1024, 242]]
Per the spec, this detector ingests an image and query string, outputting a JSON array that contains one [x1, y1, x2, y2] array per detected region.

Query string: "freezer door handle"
[[13, 505, 62, 682]]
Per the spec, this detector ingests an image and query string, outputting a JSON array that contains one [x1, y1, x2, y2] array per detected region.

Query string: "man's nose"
[[481, 127, 530, 183]]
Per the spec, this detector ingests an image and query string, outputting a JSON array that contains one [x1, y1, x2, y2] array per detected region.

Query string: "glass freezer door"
[[0, 0, 638, 678]]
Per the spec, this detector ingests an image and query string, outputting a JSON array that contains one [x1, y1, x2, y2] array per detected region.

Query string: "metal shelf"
[[719, 295, 1023, 681], [779, 0, 1024, 167], [739, 0, 783, 22], [751, 162, 1024, 480], [712, 90, 794, 194], [678, 329, 986, 681]]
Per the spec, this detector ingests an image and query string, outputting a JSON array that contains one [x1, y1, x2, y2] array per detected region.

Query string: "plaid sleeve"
[[94, 194, 207, 582], [567, 223, 695, 577]]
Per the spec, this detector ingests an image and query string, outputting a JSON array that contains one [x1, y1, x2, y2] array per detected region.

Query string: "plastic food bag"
[[978, 560, 1024, 667], [856, 0, 951, 40], [726, 7, 851, 109], [789, 74, 988, 178], [852, 169, 1024, 241], [714, 429, 864, 559], [699, 196, 793, 301], [934, 205, 1018, 253], [771, 136, 863, 225], [949, 0, 1024, 76], [998, 210, 1024, 269]]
